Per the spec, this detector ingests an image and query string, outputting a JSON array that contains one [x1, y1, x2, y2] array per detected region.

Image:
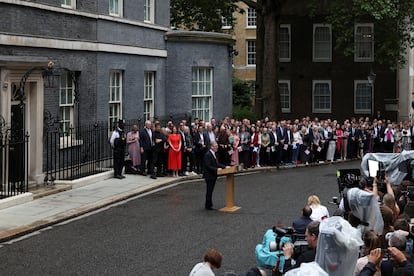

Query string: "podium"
[[217, 166, 241, 212]]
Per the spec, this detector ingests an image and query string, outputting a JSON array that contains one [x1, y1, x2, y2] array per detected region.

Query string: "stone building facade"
[[0, 0, 233, 185]]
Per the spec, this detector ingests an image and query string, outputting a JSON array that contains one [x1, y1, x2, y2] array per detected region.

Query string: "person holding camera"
[[282, 221, 320, 273], [359, 246, 414, 276]]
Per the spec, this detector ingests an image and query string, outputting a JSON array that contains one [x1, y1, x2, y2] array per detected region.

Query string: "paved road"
[[0, 161, 360, 275]]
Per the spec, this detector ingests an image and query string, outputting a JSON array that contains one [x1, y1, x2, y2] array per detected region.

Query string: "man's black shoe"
[[114, 175, 123, 179], [205, 207, 217, 211], [120, 175, 126, 179], [139, 172, 147, 176], [150, 175, 157, 179]]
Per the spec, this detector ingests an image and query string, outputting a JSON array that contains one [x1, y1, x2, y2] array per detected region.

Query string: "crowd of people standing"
[[112, 112, 414, 179]]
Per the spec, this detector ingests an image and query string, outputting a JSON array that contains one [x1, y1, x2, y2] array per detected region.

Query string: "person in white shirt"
[[307, 195, 330, 222], [189, 249, 222, 276]]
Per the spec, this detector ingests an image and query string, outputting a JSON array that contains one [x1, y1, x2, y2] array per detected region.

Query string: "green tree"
[[170, 0, 241, 32], [171, 0, 414, 119], [308, 0, 414, 67], [233, 78, 253, 108], [232, 78, 256, 121]]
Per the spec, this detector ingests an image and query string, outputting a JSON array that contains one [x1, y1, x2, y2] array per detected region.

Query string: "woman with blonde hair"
[[307, 195, 330, 222]]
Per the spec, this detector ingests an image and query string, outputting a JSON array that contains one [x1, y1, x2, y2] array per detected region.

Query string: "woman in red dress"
[[167, 126, 182, 177]]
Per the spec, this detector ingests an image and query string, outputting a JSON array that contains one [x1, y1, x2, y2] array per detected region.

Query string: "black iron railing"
[[44, 120, 141, 181], [0, 129, 29, 198], [44, 123, 112, 181]]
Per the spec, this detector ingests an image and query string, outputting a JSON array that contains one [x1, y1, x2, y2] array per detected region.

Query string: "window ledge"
[[59, 138, 84, 149]]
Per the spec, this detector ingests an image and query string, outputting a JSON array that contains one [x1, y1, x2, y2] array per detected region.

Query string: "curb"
[[0, 158, 358, 243]]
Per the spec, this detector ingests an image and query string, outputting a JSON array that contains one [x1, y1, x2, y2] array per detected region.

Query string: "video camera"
[[337, 169, 361, 194], [402, 186, 414, 201], [269, 227, 308, 256]]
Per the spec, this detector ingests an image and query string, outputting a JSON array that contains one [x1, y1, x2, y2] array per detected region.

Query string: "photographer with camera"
[[281, 221, 320, 273], [359, 246, 414, 276]]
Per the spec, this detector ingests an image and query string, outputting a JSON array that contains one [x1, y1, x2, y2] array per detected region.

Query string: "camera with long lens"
[[269, 227, 308, 256]]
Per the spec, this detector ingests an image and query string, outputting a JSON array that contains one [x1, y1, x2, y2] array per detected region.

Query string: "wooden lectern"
[[217, 166, 240, 212]]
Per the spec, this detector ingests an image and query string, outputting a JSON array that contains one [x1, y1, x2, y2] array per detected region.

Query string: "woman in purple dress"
[[126, 125, 141, 172]]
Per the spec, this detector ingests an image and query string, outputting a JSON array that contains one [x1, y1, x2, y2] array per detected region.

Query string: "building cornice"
[[0, 33, 167, 57], [0, 0, 170, 32], [165, 31, 235, 45]]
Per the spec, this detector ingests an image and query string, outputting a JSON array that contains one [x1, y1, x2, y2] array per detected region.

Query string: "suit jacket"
[[284, 129, 294, 144], [203, 150, 225, 180], [139, 128, 153, 150], [348, 127, 361, 141], [203, 131, 216, 147], [276, 127, 286, 142], [269, 131, 278, 146]]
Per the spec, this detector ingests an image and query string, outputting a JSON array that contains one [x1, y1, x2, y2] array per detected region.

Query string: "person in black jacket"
[[109, 120, 126, 179], [282, 220, 320, 273], [149, 122, 166, 179], [203, 141, 225, 210], [139, 120, 154, 176]]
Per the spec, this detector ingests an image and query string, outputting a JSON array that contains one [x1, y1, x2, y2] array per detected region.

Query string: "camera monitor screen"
[[368, 160, 379, 178]]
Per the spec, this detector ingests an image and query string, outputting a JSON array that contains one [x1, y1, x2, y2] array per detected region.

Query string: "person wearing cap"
[[110, 119, 126, 179], [203, 141, 225, 210]]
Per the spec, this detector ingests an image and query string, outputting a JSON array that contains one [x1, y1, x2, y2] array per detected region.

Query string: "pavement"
[[0, 160, 354, 243]]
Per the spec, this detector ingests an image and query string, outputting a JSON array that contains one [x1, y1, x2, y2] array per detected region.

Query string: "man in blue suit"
[[203, 141, 225, 210]]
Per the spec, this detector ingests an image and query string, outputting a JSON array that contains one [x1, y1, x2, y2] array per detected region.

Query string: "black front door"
[[9, 103, 25, 185]]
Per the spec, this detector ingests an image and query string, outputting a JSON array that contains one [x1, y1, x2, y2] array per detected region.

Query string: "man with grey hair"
[[203, 141, 225, 210], [139, 120, 153, 176]]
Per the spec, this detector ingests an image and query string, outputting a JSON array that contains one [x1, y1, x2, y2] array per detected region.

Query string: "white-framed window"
[[354, 80, 373, 114], [61, 0, 76, 9], [222, 16, 232, 29], [192, 68, 213, 122], [144, 71, 155, 121], [59, 72, 74, 133], [279, 24, 291, 62], [246, 8, 256, 28], [109, 0, 123, 17], [279, 80, 291, 113], [144, 0, 154, 23], [246, 40, 256, 66], [312, 80, 331, 113], [313, 24, 332, 62], [355, 23, 374, 62], [109, 71, 122, 131]]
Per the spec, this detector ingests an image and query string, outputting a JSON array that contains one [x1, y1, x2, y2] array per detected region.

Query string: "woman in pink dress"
[[230, 127, 239, 166], [334, 123, 343, 160], [126, 125, 140, 173], [167, 126, 182, 177]]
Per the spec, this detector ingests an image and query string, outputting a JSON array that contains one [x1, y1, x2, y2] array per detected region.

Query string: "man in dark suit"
[[347, 122, 361, 159], [194, 125, 207, 174], [268, 124, 278, 166], [276, 121, 286, 165], [139, 120, 154, 176], [203, 141, 225, 210], [292, 205, 313, 234]]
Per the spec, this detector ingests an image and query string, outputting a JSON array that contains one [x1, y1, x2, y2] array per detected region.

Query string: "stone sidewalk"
[[0, 172, 197, 242]]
